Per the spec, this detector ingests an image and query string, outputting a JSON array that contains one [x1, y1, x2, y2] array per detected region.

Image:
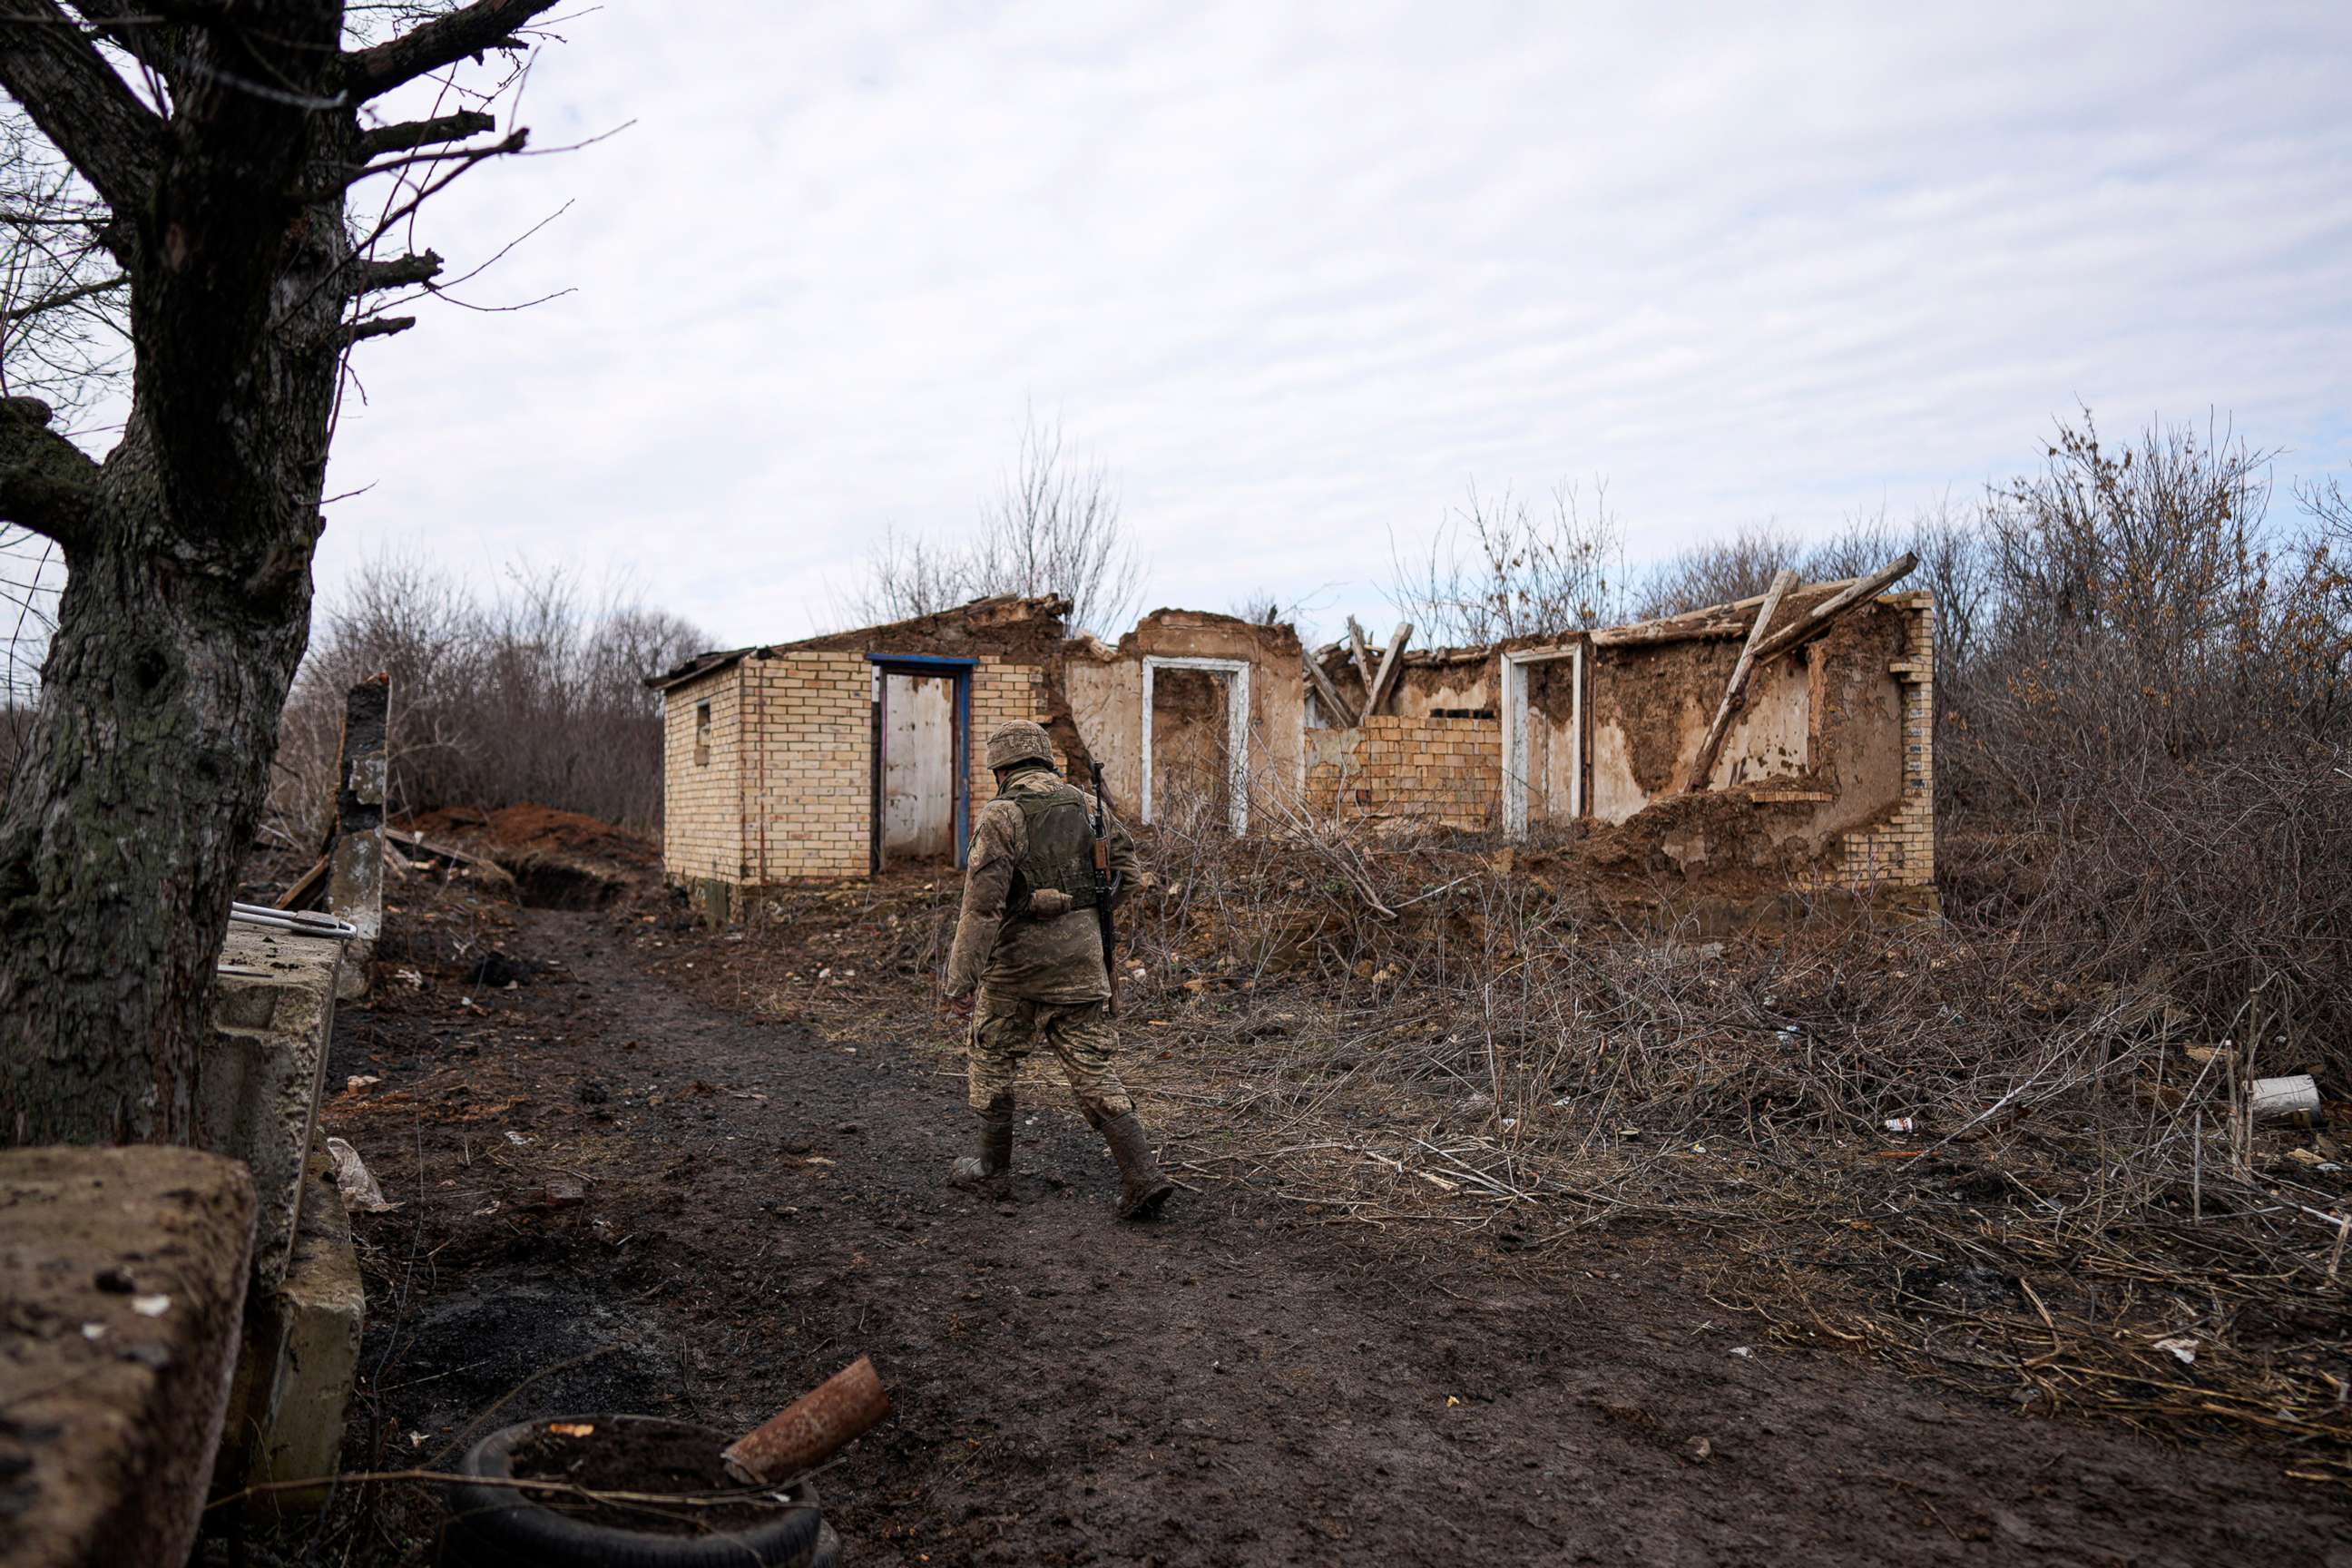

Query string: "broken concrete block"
[[327, 675, 389, 1002], [201, 923, 341, 1289], [0, 1146, 257, 1568], [218, 1152, 364, 1512]]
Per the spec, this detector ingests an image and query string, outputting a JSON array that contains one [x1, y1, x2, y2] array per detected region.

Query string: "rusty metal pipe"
[[722, 1356, 889, 1484]]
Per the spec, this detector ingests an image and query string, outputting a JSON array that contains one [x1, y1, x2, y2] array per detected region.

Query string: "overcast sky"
[[319, 1, 2352, 649]]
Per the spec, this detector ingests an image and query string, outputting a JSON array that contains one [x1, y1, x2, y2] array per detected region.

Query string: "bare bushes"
[[1112, 818, 2350, 1457], [271, 556, 704, 848], [1388, 479, 1626, 645], [1949, 416, 2352, 1072], [850, 411, 1144, 637]]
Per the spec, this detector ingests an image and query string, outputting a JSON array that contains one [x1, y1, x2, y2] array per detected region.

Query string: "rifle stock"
[[1090, 761, 1119, 1016]]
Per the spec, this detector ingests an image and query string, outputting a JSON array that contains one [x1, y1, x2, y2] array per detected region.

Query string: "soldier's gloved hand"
[[1027, 887, 1074, 917]]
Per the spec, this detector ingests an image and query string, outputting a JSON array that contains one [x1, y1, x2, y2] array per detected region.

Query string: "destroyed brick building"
[[649, 564, 1935, 914]]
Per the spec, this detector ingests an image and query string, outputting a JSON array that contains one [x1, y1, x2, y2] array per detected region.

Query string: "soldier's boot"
[[948, 1094, 1015, 1195], [1101, 1112, 1174, 1220]]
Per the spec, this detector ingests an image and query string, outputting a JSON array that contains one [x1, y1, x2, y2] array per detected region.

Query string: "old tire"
[[441, 1416, 831, 1567]]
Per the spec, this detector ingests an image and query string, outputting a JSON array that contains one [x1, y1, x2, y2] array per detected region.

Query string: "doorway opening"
[[1141, 655, 1250, 836], [868, 655, 974, 872], [1500, 642, 1583, 841]]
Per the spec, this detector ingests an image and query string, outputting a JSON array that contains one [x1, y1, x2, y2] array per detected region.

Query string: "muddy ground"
[[250, 881, 2351, 1567]]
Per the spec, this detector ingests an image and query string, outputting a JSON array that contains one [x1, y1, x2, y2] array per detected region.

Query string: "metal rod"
[[228, 902, 360, 941]]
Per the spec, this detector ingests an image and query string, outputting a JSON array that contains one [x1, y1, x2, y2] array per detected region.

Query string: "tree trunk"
[[0, 1, 558, 1144], [0, 7, 349, 1143], [0, 442, 316, 1141]]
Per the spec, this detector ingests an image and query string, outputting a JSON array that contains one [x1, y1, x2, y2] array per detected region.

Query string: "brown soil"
[[254, 871, 2352, 1567], [403, 803, 656, 867]]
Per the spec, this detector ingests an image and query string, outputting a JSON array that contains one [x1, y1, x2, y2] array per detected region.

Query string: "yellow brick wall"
[[662, 667, 744, 881], [661, 650, 1070, 889], [740, 652, 874, 882], [967, 656, 1063, 818], [1307, 715, 1500, 832], [1815, 594, 1936, 889]]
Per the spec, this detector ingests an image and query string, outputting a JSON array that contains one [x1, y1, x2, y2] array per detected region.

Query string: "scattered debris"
[[2251, 1075, 2320, 1128]]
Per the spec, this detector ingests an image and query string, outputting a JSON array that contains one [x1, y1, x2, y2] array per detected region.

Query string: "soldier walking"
[[943, 720, 1174, 1220]]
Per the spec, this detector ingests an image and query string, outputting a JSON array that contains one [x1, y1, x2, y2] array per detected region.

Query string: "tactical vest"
[[1008, 782, 1100, 917]]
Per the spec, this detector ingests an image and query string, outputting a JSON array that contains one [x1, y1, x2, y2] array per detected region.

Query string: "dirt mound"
[[397, 804, 653, 909], [407, 803, 654, 867]]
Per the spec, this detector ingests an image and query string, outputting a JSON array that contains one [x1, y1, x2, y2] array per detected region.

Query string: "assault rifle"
[[1089, 760, 1121, 1016]]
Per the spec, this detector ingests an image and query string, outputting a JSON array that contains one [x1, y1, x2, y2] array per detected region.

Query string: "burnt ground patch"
[[250, 904, 2352, 1567]]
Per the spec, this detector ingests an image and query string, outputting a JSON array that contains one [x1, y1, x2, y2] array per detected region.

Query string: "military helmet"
[[985, 719, 1055, 771]]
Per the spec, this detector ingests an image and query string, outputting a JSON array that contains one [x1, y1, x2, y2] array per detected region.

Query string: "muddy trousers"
[[965, 990, 1133, 1122], [963, 990, 1171, 1219]]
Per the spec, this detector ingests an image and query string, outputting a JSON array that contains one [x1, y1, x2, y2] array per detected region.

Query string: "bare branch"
[[1, 268, 121, 320], [341, 314, 415, 345], [358, 109, 497, 160], [341, 0, 564, 98], [0, 394, 99, 552], [342, 250, 440, 296], [0, 0, 163, 210]]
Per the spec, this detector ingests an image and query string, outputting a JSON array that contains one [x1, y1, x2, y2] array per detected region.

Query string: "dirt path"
[[313, 906, 2348, 1566]]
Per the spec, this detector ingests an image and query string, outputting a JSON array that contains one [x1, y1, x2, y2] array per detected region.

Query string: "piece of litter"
[[2154, 1336, 2199, 1366], [548, 1421, 596, 1436], [327, 1137, 402, 1212], [409, 1432, 428, 1448], [131, 1295, 170, 1317], [81, 1323, 107, 1340], [346, 1074, 381, 1092], [505, 1131, 530, 1146], [1445, 1396, 1461, 1407], [1730, 1346, 1754, 1358]]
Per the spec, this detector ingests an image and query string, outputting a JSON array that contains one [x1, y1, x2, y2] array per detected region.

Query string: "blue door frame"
[[867, 654, 976, 868]]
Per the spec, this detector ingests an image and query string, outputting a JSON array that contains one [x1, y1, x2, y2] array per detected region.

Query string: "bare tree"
[[0, 2, 572, 1145], [1631, 520, 1806, 618], [1388, 477, 1624, 645], [277, 557, 704, 842], [852, 411, 1145, 636]]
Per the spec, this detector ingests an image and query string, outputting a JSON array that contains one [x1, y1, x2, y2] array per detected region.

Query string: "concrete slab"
[[201, 924, 341, 1289], [0, 1146, 256, 1568], [218, 1151, 363, 1512]]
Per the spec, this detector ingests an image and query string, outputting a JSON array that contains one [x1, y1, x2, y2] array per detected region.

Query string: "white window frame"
[[1140, 655, 1252, 835], [1500, 642, 1583, 841]]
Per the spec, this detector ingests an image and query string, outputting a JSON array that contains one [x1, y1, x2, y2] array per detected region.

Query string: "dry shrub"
[[1110, 810, 2349, 1465], [1946, 416, 2352, 1076], [270, 555, 704, 848]]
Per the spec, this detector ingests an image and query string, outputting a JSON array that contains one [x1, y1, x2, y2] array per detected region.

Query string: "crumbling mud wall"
[[1587, 633, 1812, 818], [1298, 589, 1936, 904], [1063, 610, 1308, 828], [1573, 593, 1935, 900]]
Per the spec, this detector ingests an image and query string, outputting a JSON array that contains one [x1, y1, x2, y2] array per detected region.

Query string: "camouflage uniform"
[[945, 721, 1171, 1219], [945, 766, 1142, 1123]]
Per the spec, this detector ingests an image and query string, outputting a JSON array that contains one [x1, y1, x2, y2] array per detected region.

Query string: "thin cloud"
[[319, 1, 2352, 647]]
